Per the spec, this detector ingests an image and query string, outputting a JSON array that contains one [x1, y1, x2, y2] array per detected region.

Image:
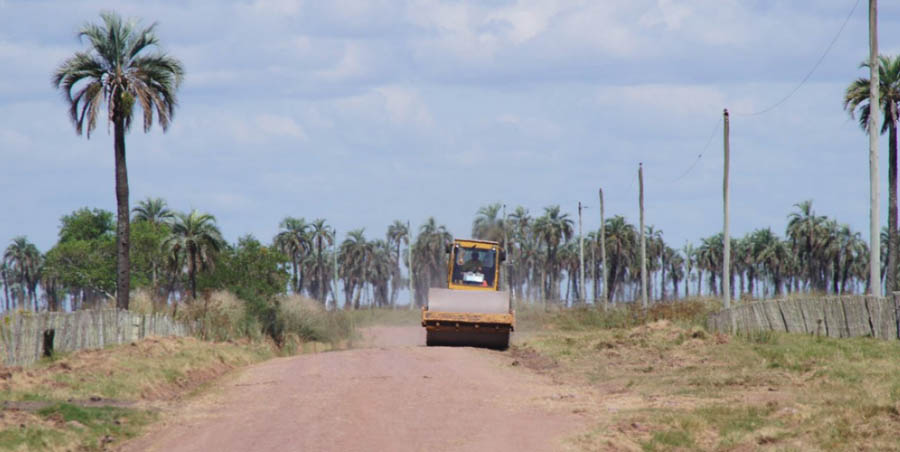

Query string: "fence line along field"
[[1, 309, 190, 367], [707, 294, 900, 339]]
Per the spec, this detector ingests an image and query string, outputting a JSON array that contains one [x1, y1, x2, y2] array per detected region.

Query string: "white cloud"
[[315, 42, 369, 82], [255, 114, 308, 140], [596, 84, 727, 116], [639, 0, 692, 31], [377, 86, 433, 127], [243, 0, 303, 16], [334, 85, 433, 127]]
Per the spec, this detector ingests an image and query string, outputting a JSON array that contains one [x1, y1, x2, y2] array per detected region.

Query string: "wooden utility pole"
[[578, 201, 586, 304], [408, 220, 415, 309], [639, 164, 648, 308], [599, 188, 608, 309], [503, 204, 511, 299], [869, 0, 881, 295], [723, 109, 731, 309], [333, 229, 339, 309], [590, 239, 595, 303]]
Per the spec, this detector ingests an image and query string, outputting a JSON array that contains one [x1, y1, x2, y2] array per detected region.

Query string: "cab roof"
[[453, 238, 500, 246]]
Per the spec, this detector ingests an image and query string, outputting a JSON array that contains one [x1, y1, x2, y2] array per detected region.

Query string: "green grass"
[[0, 427, 64, 451], [642, 429, 695, 451]]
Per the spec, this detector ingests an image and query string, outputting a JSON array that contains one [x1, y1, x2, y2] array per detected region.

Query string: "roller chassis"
[[421, 309, 514, 350]]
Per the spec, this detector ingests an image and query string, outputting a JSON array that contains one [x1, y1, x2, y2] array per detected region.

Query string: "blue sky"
[[2, 0, 900, 252]]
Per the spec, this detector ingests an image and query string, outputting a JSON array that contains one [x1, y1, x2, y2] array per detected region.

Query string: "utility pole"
[[578, 201, 586, 304], [869, 0, 881, 295], [590, 239, 595, 303], [723, 109, 731, 309], [639, 164, 648, 308], [503, 204, 512, 303], [333, 229, 339, 310], [408, 220, 416, 309], [599, 188, 608, 309]]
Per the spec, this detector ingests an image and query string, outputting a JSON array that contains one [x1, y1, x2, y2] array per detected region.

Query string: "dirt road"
[[122, 327, 588, 452]]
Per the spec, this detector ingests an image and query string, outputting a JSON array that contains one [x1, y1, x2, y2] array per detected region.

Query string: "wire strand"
[[670, 119, 720, 183], [733, 0, 861, 117]]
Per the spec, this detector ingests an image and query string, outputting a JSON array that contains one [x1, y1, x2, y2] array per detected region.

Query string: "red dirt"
[[121, 327, 587, 452]]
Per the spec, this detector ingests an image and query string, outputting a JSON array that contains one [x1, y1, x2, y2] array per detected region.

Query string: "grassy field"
[[513, 301, 900, 451], [0, 337, 275, 451]]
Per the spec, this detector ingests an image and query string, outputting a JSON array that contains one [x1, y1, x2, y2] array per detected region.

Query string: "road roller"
[[421, 238, 514, 349]]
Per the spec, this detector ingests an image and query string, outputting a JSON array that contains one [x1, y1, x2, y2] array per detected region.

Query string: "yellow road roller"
[[421, 238, 514, 349]]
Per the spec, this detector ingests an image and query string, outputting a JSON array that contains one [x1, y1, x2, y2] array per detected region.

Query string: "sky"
[[2, 0, 900, 253]]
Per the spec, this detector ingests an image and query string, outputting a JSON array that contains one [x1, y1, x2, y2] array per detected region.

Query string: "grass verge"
[[0, 336, 275, 451], [514, 301, 900, 451]]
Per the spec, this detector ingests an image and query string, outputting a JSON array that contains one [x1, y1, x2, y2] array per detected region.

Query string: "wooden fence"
[[0, 309, 192, 367], [707, 294, 900, 340]]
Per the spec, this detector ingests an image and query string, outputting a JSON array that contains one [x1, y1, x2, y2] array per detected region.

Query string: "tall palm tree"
[[472, 203, 505, 243], [367, 240, 395, 307], [163, 210, 224, 300], [604, 215, 636, 303], [274, 217, 310, 294], [753, 228, 789, 297], [412, 218, 452, 306], [308, 219, 334, 303], [132, 197, 174, 292], [339, 229, 370, 309], [0, 260, 10, 311], [507, 206, 531, 300], [53, 12, 184, 310], [845, 55, 900, 293], [666, 247, 684, 300], [533, 206, 573, 301], [787, 200, 826, 291], [132, 197, 175, 225], [3, 237, 41, 311], [386, 220, 409, 306]]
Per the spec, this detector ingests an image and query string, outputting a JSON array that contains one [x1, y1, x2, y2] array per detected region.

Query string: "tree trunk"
[[889, 118, 898, 293], [114, 117, 130, 310], [189, 249, 198, 300], [696, 269, 702, 296]]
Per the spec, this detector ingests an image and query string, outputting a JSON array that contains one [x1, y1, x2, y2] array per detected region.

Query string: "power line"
[[670, 119, 720, 183], [733, 0, 861, 117]]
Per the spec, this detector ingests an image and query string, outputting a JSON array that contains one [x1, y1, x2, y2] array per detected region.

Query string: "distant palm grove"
[[6, 12, 896, 316], [0, 198, 887, 314]]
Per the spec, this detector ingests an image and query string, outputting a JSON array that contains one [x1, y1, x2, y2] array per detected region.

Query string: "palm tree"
[[3, 237, 41, 311], [472, 203, 505, 243], [386, 220, 409, 306], [845, 55, 900, 293], [604, 215, 636, 303], [367, 240, 395, 307], [339, 229, 370, 309], [533, 206, 573, 301], [753, 228, 789, 297], [787, 200, 827, 291], [53, 12, 184, 310], [0, 260, 10, 311], [308, 219, 334, 303], [274, 217, 310, 294], [682, 242, 695, 298], [412, 218, 452, 306], [666, 247, 684, 300], [163, 210, 224, 300], [132, 197, 175, 225]]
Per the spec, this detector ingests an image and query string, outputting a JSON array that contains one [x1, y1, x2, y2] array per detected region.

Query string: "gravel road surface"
[[122, 327, 586, 452]]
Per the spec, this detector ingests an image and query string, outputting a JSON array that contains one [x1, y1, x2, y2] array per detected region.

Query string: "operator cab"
[[446, 239, 505, 290]]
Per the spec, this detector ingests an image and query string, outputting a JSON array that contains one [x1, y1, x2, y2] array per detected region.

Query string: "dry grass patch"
[[0, 336, 274, 451], [520, 315, 900, 451]]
